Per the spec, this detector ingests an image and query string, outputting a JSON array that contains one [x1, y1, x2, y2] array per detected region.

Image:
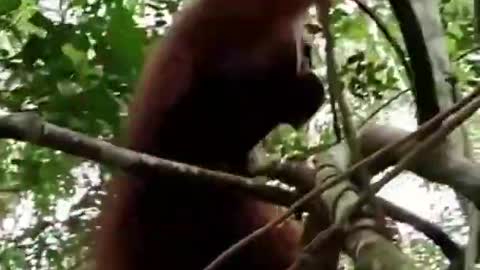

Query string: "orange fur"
[[95, 0, 324, 269]]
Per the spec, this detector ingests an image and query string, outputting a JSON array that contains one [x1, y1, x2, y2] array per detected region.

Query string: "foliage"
[[0, 0, 477, 268]]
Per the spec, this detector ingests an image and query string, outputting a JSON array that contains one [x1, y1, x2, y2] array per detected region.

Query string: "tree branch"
[[378, 197, 464, 269], [359, 88, 410, 128], [0, 112, 297, 208], [388, 0, 439, 123]]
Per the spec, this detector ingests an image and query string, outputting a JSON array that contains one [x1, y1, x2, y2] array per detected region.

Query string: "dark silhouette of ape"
[[95, 0, 324, 269]]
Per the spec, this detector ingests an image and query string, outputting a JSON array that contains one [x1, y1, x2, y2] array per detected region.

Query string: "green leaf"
[[62, 43, 87, 68], [0, 0, 21, 15], [125, 0, 140, 11], [105, 5, 145, 80], [62, 43, 93, 82], [0, 246, 27, 269], [11, 0, 46, 37], [71, 0, 87, 6]]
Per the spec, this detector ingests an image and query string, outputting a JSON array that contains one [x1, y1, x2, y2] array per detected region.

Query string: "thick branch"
[[0, 112, 296, 207], [388, 0, 439, 123], [360, 123, 480, 207]]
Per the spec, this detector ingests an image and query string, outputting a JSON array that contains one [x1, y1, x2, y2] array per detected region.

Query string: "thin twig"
[[455, 46, 480, 62], [379, 197, 464, 264], [351, 0, 414, 84], [359, 88, 410, 128], [0, 187, 23, 193]]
